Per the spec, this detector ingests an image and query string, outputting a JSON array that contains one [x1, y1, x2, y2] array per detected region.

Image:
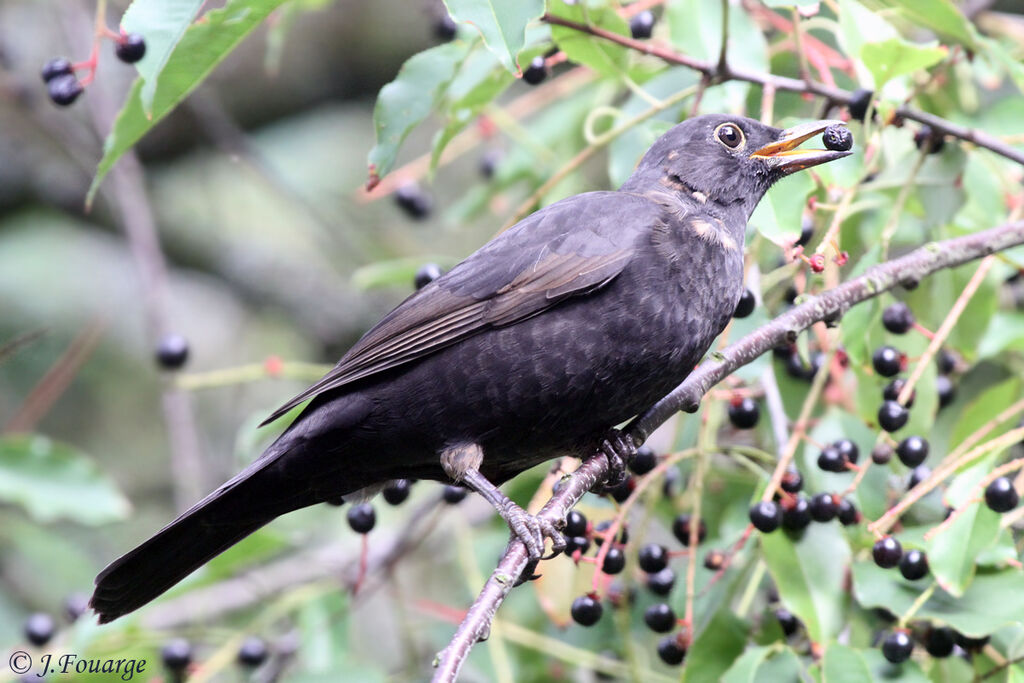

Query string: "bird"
[[90, 114, 851, 623]]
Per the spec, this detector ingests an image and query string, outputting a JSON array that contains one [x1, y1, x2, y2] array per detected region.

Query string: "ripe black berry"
[[835, 438, 860, 465], [570, 595, 603, 626], [522, 55, 547, 85], [797, 216, 814, 247], [644, 603, 676, 633], [41, 57, 73, 82], [156, 333, 189, 369], [647, 567, 675, 595], [237, 636, 268, 667], [608, 475, 635, 503], [656, 635, 687, 665], [984, 477, 1020, 513], [818, 445, 847, 473], [594, 520, 629, 546], [809, 493, 838, 522], [882, 631, 913, 663], [564, 535, 590, 556], [937, 349, 957, 374], [734, 288, 756, 318], [908, 465, 930, 490], [382, 479, 411, 505], [878, 400, 909, 432], [629, 10, 656, 39], [882, 302, 915, 334], [629, 445, 657, 475], [672, 514, 706, 546], [414, 263, 442, 289], [782, 497, 812, 532], [822, 125, 853, 152], [780, 469, 803, 494], [936, 375, 956, 408], [115, 33, 147, 63], [776, 608, 799, 636], [162, 638, 192, 671], [434, 13, 458, 41], [394, 183, 432, 219], [442, 485, 467, 504], [346, 503, 376, 534], [479, 148, 501, 179], [848, 88, 873, 122], [873, 536, 903, 568], [565, 510, 588, 537], [872, 346, 903, 377], [601, 547, 626, 574], [837, 498, 860, 526], [749, 501, 782, 533], [913, 126, 945, 154], [896, 436, 929, 467], [925, 627, 955, 658], [638, 543, 669, 573], [883, 378, 915, 407], [727, 397, 760, 429], [899, 549, 929, 580], [872, 443, 894, 465], [24, 613, 55, 646], [47, 74, 83, 106]]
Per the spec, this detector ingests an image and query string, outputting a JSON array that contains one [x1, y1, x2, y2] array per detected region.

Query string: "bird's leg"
[[441, 444, 566, 561], [595, 428, 637, 490]]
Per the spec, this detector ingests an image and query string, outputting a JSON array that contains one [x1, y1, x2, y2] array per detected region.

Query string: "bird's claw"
[[502, 502, 566, 561], [598, 428, 636, 490]]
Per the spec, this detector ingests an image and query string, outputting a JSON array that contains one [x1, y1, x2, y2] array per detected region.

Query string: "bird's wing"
[[260, 192, 647, 426]]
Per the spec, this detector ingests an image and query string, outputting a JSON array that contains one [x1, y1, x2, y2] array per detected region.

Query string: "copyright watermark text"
[[9, 651, 146, 680]]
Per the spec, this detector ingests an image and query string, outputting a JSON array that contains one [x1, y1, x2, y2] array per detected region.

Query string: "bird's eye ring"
[[714, 123, 745, 149]]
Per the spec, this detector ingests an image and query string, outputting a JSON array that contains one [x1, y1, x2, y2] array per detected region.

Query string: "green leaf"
[[87, 0, 289, 205], [722, 646, 802, 682], [860, 38, 947, 90], [721, 646, 773, 683], [367, 42, 469, 182], [548, 1, 629, 79], [682, 607, 749, 683], [350, 256, 455, 290], [950, 378, 1022, 453], [874, 0, 977, 48], [978, 312, 1024, 359], [823, 644, 872, 682], [838, 0, 897, 64], [761, 521, 851, 642], [752, 170, 814, 244], [0, 435, 130, 524], [121, 0, 205, 115], [442, 0, 544, 74]]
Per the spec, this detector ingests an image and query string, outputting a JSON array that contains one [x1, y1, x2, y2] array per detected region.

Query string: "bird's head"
[[621, 114, 852, 219]]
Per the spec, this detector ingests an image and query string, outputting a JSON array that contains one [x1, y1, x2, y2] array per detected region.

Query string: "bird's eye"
[[715, 123, 745, 149]]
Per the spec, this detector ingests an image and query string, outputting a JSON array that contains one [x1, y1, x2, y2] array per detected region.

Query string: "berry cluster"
[[41, 30, 146, 107]]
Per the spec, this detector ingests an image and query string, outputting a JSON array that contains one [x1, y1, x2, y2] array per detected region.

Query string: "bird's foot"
[[499, 499, 567, 561], [594, 428, 637, 492]]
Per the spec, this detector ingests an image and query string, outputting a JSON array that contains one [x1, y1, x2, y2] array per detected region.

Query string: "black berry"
[[565, 510, 588, 537], [835, 438, 860, 465], [382, 479, 411, 505], [638, 543, 669, 573], [872, 346, 904, 377], [570, 595, 603, 626], [984, 477, 1019, 513], [872, 443, 894, 465], [734, 288, 756, 318], [608, 475, 635, 503], [848, 88, 874, 122], [434, 14, 458, 41], [346, 503, 376, 534], [882, 631, 913, 663], [657, 635, 687, 665], [156, 333, 189, 369], [672, 514, 706, 546], [41, 57, 73, 82], [394, 183, 432, 219], [873, 536, 903, 569], [913, 125, 945, 154], [479, 148, 501, 179], [776, 608, 799, 636], [909, 465, 931, 489], [878, 400, 909, 432], [818, 445, 847, 473], [780, 469, 804, 494], [644, 603, 676, 633], [883, 378, 915, 407], [925, 627, 955, 658], [882, 302, 915, 334], [727, 397, 760, 429], [442, 485, 468, 504], [896, 436, 929, 467], [822, 125, 853, 152], [162, 638, 192, 671], [237, 636, 268, 667], [601, 547, 626, 574], [629, 10, 656, 39], [115, 33, 147, 63], [647, 567, 675, 596], [936, 375, 956, 408], [782, 497, 812, 532], [629, 445, 657, 475], [899, 549, 929, 580], [937, 349, 957, 374], [24, 613, 55, 646], [594, 520, 629, 546], [522, 55, 547, 85], [414, 263, 442, 289], [749, 501, 782, 533], [47, 74, 83, 106], [797, 216, 814, 247], [564, 535, 590, 556], [837, 498, 860, 526], [809, 493, 838, 522]]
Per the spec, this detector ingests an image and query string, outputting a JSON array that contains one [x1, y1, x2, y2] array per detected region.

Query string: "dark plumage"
[[91, 114, 850, 623]]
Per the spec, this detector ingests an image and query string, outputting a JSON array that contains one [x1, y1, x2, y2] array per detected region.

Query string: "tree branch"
[[432, 218, 1024, 682]]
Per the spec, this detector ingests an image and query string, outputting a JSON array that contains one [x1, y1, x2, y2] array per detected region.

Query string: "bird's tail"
[[90, 452, 329, 624]]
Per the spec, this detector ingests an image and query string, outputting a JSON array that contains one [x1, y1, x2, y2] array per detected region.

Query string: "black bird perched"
[[91, 114, 850, 623]]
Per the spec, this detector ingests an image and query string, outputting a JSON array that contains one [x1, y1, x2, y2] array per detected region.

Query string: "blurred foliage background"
[[1, 0, 1024, 681]]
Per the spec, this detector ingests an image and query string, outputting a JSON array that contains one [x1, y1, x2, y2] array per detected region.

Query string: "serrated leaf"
[[861, 38, 947, 90], [87, 0, 289, 206], [0, 435, 130, 524], [442, 0, 543, 74], [823, 644, 872, 682], [874, 0, 977, 48], [548, 1, 629, 79], [367, 42, 469, 182], [121, 0, 205, 115]]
